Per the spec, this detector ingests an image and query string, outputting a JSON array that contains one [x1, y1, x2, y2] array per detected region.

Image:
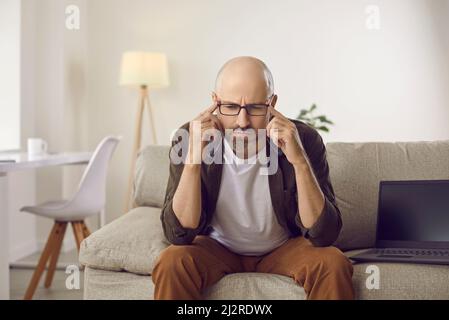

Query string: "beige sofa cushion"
[[346, 250, 449, 299], [84, 255, 449, 300], [79, 207, 169, 275], [84, 267, 306, 300]]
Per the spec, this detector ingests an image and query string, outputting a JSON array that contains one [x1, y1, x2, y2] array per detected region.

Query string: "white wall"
[[7, 0, 37, 261], [9, 0, 92, 260], [0, 0, 21, 151], [32, 0, 95, 252], [85, 0, 449, 222]]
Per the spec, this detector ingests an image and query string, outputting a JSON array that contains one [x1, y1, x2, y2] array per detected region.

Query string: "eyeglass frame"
[[216, 94, 275, 116]]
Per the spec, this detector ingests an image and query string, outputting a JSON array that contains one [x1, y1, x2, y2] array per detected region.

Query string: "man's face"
[[211, 91, 277, 158], [211, 56, 278, 159]]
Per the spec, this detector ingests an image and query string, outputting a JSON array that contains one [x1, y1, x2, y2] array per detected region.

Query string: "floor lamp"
[[119, 51, 170, 212]]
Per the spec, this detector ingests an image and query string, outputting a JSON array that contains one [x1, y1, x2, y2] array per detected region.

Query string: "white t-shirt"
[[209, 138, 290, 256]]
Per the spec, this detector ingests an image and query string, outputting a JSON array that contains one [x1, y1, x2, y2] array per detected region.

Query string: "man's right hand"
[[187, 103, 223, 164]]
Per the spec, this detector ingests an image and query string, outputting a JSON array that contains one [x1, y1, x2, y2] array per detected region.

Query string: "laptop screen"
[[377, 180, 449, 245]]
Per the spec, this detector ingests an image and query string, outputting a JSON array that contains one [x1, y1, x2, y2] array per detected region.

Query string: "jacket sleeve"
[[294, 126, 342, 247], [160, 125, 208, 245]]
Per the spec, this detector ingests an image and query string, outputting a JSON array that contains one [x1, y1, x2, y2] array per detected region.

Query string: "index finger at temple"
[[206, 103, 218, 114], [268, 106, 286, 119]]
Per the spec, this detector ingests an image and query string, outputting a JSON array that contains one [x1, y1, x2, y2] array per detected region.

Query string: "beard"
[[227, 128, 263, 159]]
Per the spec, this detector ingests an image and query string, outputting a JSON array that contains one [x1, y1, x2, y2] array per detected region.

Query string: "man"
[[152, 56, 354, 300]]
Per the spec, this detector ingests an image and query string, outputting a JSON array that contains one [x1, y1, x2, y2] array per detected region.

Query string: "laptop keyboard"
[[374, 249, 449, 256]]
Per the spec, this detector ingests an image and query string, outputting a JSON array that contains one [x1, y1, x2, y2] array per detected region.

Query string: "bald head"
[[214, 56, 274, 102], [212, 57, 277, 158]]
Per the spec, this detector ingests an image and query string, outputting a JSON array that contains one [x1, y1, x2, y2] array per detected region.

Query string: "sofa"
[[79, 140, 449, 299]]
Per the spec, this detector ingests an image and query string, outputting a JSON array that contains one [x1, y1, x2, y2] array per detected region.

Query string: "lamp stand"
[[125, 85, 158, 212]]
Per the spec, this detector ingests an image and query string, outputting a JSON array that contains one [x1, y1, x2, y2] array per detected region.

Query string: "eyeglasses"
[[217, 96, 273, 116]]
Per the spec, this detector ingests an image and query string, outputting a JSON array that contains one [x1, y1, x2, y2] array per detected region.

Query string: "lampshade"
[[119, 51, 170, 88]]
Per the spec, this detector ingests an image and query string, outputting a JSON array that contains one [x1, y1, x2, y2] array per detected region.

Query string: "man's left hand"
[[266, 106, 307, 166]]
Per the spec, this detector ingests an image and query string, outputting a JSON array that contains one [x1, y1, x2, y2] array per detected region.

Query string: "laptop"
[[350, 179, 449, 265]]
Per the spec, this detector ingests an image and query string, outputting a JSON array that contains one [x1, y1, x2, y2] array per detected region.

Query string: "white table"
[[0, 152, 92, 299]]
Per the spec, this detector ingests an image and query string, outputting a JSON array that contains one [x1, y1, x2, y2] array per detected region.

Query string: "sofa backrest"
[[134, 145, 171, 209], [134, 140, 449, 251], [327, 140, 449, 250]]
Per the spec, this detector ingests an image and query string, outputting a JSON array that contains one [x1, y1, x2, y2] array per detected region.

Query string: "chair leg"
[[24, 222, 63, 300], [44, 222, 67, 288], [81, 221, 91, 238], [71, 221, 85, 252]]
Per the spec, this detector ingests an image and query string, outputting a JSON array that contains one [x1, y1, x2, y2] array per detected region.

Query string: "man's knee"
[[315, 247, 353, 275], [153, 245, 200, 279]]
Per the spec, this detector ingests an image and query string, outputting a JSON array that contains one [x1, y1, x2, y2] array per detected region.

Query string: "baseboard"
[[37, 236, 77, 253], [10, 228, 77, 263], [10, 236, 79, 270]]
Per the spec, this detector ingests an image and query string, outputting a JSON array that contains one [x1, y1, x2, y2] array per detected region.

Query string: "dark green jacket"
[[161, 119, 342, 247]]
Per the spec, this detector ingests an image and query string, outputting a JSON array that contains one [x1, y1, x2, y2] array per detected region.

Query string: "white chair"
[[20, 136, 121, 299]]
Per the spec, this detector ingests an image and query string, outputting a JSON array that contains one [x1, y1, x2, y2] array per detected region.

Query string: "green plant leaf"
[[321, 119, 334, 125], [317, 126, 329, 132], [297, 104, 334, 132]]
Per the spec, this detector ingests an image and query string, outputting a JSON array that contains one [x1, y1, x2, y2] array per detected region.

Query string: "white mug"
[[28, 138, 48, 155]]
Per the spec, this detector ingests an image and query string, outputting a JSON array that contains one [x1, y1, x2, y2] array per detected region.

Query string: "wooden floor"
[[10, 249, 84, 300]]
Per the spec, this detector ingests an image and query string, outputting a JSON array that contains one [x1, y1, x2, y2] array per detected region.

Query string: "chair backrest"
[[69, 136, 121, 214]]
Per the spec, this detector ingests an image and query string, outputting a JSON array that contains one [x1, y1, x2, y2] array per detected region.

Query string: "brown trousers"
[[152, 235, 355, 300]]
